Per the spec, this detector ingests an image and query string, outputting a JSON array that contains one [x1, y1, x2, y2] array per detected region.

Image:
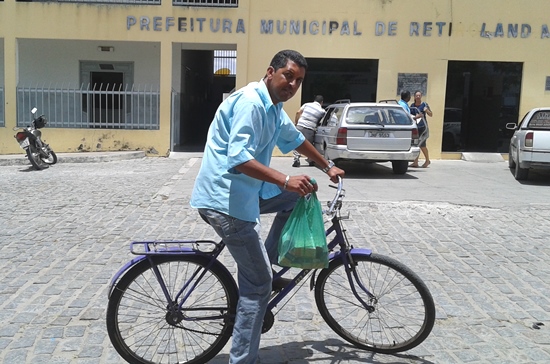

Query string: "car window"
[[518, 112, 529, 128], [386, 109, 413, 125], [331, 107, 344, 126], [345, 107, 412, 126], [321, 107, 343, 127], [320, 108, 335, 127], [528, 111, 550, 129]]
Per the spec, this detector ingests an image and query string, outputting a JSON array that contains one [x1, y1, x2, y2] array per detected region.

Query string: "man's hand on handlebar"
[[327, 165, 345, 184]]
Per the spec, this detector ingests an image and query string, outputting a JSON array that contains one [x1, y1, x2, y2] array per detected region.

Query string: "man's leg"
[[198, 209, 271, 364], [259, 190, 300, 264]]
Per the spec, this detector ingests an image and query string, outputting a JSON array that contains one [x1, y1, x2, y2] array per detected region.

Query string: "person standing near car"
[[190, 49, 345, 364], [410, 90, 432, 168], [292, 95, 326, 167]]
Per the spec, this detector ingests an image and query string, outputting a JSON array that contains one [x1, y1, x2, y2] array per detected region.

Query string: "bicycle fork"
[[342, 251, 376, 313]]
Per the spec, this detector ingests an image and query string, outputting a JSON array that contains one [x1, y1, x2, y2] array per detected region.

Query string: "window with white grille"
[[173, 0, 237, 7]]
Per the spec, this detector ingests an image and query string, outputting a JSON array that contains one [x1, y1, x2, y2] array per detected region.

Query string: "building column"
[[159, 40, 173, 155], [4, 36, 17, 131]]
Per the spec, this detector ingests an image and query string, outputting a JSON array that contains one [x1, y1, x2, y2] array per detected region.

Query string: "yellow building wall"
[[2, 0, 550, 157]]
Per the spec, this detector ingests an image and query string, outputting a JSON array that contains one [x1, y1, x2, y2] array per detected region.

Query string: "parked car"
[[507, 107, 550, 180], [313, 100, 420, 174]]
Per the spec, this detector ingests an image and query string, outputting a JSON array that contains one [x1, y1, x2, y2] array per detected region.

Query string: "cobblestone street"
[[1, 156, 550, 363]]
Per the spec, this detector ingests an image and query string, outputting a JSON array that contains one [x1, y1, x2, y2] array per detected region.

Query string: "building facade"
[[1, 0, 550, 159]]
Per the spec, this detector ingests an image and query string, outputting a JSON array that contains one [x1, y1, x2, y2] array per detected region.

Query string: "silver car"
[[507, 107, 550, 180], [313, 100, 421, 174]]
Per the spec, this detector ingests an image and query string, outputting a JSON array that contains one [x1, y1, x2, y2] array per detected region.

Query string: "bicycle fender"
[[327, 248, 372, 261], [108, 255, 148, 298], [349, 248, 372, 256]]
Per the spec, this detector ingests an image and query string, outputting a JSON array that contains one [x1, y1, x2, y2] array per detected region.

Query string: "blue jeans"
[[198, 189, 299, 364]]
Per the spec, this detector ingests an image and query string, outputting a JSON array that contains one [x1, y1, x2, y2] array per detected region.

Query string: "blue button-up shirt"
[[398, 99, 411, 113], [190, 80, 305, 222]]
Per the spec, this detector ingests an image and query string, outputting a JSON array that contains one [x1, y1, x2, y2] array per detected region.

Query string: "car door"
[[314, 107, 338, 156], [510, 112, 529, 156]]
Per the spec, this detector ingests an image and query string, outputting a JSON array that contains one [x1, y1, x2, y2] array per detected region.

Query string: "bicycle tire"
[[314, 253, 435, 354], [106, 255, 238, 364]]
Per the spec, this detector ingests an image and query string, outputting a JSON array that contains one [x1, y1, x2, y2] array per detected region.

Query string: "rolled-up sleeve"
[[277, 110, 305, 154]]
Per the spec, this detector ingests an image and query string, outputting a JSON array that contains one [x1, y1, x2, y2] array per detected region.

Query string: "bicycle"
[[106, 178, 436, 364]]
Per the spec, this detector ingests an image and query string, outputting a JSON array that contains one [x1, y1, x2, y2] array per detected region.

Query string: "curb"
[[0, 151, 146, 166]]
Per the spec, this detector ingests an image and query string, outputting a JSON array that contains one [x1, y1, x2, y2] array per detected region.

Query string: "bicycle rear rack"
[[130, 240, 221, 255]]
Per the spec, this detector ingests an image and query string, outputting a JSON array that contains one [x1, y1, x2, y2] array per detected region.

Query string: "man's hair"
[[401, 90, 411, 100], [314, 95, 324, 103], [270, 50, 308, 71]]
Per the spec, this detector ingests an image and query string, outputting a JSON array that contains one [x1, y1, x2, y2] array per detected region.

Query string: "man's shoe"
[[292, 160, 300, 167], [272, 276, 293, 291]]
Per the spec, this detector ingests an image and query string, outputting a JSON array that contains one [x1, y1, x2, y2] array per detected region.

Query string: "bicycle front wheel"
[[106, 255, 238, 364], [315, 253, 435, 354]]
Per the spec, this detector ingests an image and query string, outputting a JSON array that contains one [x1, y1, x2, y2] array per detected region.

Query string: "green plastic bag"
[[278, 191, 329, 269]]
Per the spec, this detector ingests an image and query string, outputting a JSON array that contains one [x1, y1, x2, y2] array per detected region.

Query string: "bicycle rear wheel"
[[315, 253, 435, 354], [106, 255, 238, 364]]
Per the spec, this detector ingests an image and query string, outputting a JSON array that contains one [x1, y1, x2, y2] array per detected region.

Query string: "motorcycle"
[[13, 107, 57, 170]]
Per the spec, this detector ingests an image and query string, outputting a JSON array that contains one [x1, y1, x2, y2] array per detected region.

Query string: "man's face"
[[265, 60, 306, 104]]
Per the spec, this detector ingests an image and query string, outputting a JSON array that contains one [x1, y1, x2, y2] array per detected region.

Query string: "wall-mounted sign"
[[125, 16, 550, 39], [397, 73, 428, 96], [546, 76, 550, 91]]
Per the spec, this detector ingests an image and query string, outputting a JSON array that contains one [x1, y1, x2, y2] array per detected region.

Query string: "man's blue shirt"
[[190, 80, 305, 222], [398, 99, 411, 113]]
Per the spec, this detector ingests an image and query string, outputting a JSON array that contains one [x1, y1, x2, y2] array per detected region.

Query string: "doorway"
[[301, 58, 379, 105], [443, 61, 523, 153], [90, 71, 124, 124], [80, 61, 134, 128], [177, 50, 236, 151]]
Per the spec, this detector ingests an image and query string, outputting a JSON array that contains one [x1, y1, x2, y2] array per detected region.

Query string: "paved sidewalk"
[[1, 155, 550, 363]]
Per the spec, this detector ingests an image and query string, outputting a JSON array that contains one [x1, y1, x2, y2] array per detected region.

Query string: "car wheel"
[[514, 152, 529, 180], [508, 149, 515, 169], [391, 160, 409, 175]]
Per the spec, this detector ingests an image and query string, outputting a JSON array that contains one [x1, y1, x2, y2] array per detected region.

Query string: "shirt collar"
[[257, 79, 282, 112]]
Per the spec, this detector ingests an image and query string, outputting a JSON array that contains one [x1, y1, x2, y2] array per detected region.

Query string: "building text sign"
[[127, 16, 550, 39]]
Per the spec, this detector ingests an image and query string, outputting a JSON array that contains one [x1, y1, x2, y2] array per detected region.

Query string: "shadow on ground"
[[208, 339, 434, 364]]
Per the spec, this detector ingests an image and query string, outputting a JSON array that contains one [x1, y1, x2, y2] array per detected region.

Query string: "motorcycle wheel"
[[26, 145, 48, 170], [41, 148, 57, 165]]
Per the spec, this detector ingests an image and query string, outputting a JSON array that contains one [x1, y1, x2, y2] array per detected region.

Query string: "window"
[[173, 0, 237, 7], [529, 111, 550, 129], [213, 50, 236, 76]]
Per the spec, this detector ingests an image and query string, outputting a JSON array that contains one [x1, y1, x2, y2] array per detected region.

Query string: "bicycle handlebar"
[[326, 176, 344, 215]]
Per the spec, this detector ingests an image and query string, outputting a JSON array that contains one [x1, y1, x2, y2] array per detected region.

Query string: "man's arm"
[[295, 141, 345, 183], [294, 109, 303, 124], [235, 159, 319, 195]]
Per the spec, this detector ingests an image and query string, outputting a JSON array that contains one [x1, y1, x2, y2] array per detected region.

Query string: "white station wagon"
[[313, 100, 421, 174], [507, 107, 550, 180]]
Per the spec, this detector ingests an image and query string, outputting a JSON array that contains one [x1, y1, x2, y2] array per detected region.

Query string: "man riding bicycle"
[[190, 49, 344, 364]]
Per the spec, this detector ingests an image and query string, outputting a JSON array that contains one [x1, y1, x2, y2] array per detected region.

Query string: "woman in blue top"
[[410, 91, 433, 168]]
